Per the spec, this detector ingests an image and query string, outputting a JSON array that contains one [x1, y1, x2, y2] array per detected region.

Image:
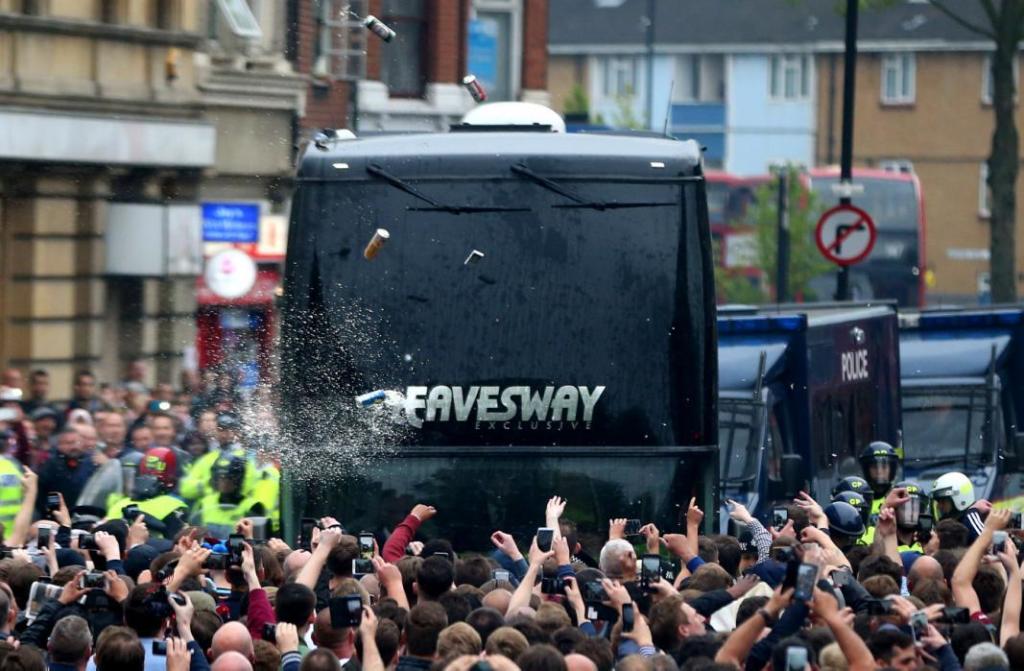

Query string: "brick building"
[[289, 0, 549, 136], [0, 0, 304, 396]]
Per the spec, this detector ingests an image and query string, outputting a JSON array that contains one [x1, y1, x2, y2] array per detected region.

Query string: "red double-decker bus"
[[708, 166, 927, 307], [807, 166, 926, 307]]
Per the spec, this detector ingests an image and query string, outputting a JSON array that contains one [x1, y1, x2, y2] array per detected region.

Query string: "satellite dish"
[[460, 102, 567, 133]]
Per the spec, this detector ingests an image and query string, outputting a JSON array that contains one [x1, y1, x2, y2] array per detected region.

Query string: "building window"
[[881, 52, 915, 104], [602, 56, 637, 97], [982, 53, 1020, 104], [979, 163, 991, 218], [380, 0, 427, 97], [769, 54, 811, 101], [470, 0, 521, 102], [672, 55, 725, 103], [21, 0, 41, 15]]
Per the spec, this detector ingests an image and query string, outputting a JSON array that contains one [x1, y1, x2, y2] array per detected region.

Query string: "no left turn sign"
[[815, 204, 877, 267]]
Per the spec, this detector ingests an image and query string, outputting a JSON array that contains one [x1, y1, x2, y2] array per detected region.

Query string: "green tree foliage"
[[610, 90, 644, 130], [715, 168, 832, 304], [563, 84, 590, 118]]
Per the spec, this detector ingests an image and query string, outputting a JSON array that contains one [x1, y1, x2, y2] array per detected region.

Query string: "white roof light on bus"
[[332, 163, 350, 170], [651, 161, 666, 169], [460, 102, 567, 133]]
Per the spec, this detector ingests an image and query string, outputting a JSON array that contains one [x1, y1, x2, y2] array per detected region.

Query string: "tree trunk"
[[988, 13, 1021, 302]]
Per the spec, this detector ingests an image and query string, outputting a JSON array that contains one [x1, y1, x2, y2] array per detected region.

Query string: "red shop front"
[[195, 268, 280, 389]]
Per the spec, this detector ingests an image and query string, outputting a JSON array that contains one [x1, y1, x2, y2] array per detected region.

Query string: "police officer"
[[859, 441, 901, 516], [891, 481, 928, 553], [179, 412, 256, 502], [832, 476, 874, 509], [932, 471, 986, 543], [823, 501, 866, 553], [0, 453, 23, 539], [107, 448, 189, 538], [247, 434, 281, 531], [191, 449, 265, 539]]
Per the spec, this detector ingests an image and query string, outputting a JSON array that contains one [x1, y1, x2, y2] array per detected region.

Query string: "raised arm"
[[373, 557, 410, 611], [871, 507, 902, 567], [359, 606, 386, 671], [952, 509, 1009, 614], [381, 504, 434, 563], [998, 538, 1021, 643], [7, 466, 37, 548], [546, 496, 566, 540], [508, 537, 552, 615], [297, 526, 341, 591], [715, 586, 792, 668], [685, 497, 703, 559], [811, 587, 873, 671]]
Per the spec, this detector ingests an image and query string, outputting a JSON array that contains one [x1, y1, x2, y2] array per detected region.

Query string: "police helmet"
[[890, 480, 926, 529], [824, 501, 866, 539], [216, 411, 242, 432], [138, 447, 178, 493], [832, 490, 870, 523], [931, 472, 975, 518], [859, 441, 900, 495], [212, 449, 247, 491], [831, 476, 874, 503]]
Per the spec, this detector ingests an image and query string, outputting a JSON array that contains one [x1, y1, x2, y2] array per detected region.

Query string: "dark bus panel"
[[278, 130, 719, 550]]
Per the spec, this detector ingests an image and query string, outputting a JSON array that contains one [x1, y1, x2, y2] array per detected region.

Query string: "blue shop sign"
[[202, 202, 260, 243]]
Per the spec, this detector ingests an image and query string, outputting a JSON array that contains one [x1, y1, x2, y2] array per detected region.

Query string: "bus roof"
[[298, 131, 703, 181], [808, 166, 918, 182]]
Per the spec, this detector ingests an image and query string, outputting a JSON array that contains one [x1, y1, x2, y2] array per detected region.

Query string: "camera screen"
[[359, 534, 374, 560]]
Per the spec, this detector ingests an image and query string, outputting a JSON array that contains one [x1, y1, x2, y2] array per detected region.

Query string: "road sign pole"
[[776, 169, 790, 303], [835, 0, 859, 301]]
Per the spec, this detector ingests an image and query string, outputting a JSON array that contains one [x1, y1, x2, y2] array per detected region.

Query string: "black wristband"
[[758, 608, 777, 627]]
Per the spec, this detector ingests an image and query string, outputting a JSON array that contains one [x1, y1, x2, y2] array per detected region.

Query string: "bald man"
[[210, 622, 255, 663], [481, 588, 512, 615], [908, 555, 945, 592], [566, 653, 599, 671], [211, 651, 253, 671], [283, 550, 311, 579]]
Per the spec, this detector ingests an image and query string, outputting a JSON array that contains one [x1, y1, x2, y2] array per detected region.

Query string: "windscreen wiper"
[[366, 164, 529, 214], [510, 163, 676, 211]]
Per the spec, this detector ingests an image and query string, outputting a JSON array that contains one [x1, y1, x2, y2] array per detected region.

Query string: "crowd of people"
[[0, 366, 1021, 671]]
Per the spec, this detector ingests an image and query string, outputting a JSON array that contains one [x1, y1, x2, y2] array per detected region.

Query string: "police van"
[[278, 104, 720, 549], [899, 307, 1024, 506], [717, 303, 902, 528]]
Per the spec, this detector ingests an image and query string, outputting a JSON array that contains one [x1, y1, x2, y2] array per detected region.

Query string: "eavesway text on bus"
[[401, 385, 606, 430]]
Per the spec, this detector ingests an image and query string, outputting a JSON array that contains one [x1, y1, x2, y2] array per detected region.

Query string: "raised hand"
[[986, 508, 1011, 532], [639, 523, 661, 554], [793, 492, 825, 525], [546, 496, 567, 521], [527, 537, 554, 567], [876, 507, 897, 539], [410, 504, 437, 522], [686, 497, 704, 527], [490, 531, 522, 560], [726, 499, 753, 524], [883, 487, 911, 509], [608, 518, 627, 540]]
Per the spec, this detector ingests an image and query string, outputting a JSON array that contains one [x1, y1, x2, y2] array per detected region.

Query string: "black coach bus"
[[278, 108, 719, 551]]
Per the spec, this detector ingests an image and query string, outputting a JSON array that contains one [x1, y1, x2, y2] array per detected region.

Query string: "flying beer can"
[[462, 75, 488, 103], [356, 390, 387, 407], [363, 15, 396, 42], [464, 249, 485, 265], [363, 228, 391, 260]]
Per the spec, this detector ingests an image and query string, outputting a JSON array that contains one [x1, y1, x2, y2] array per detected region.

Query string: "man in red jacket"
[[382, 503, 437, 563]]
